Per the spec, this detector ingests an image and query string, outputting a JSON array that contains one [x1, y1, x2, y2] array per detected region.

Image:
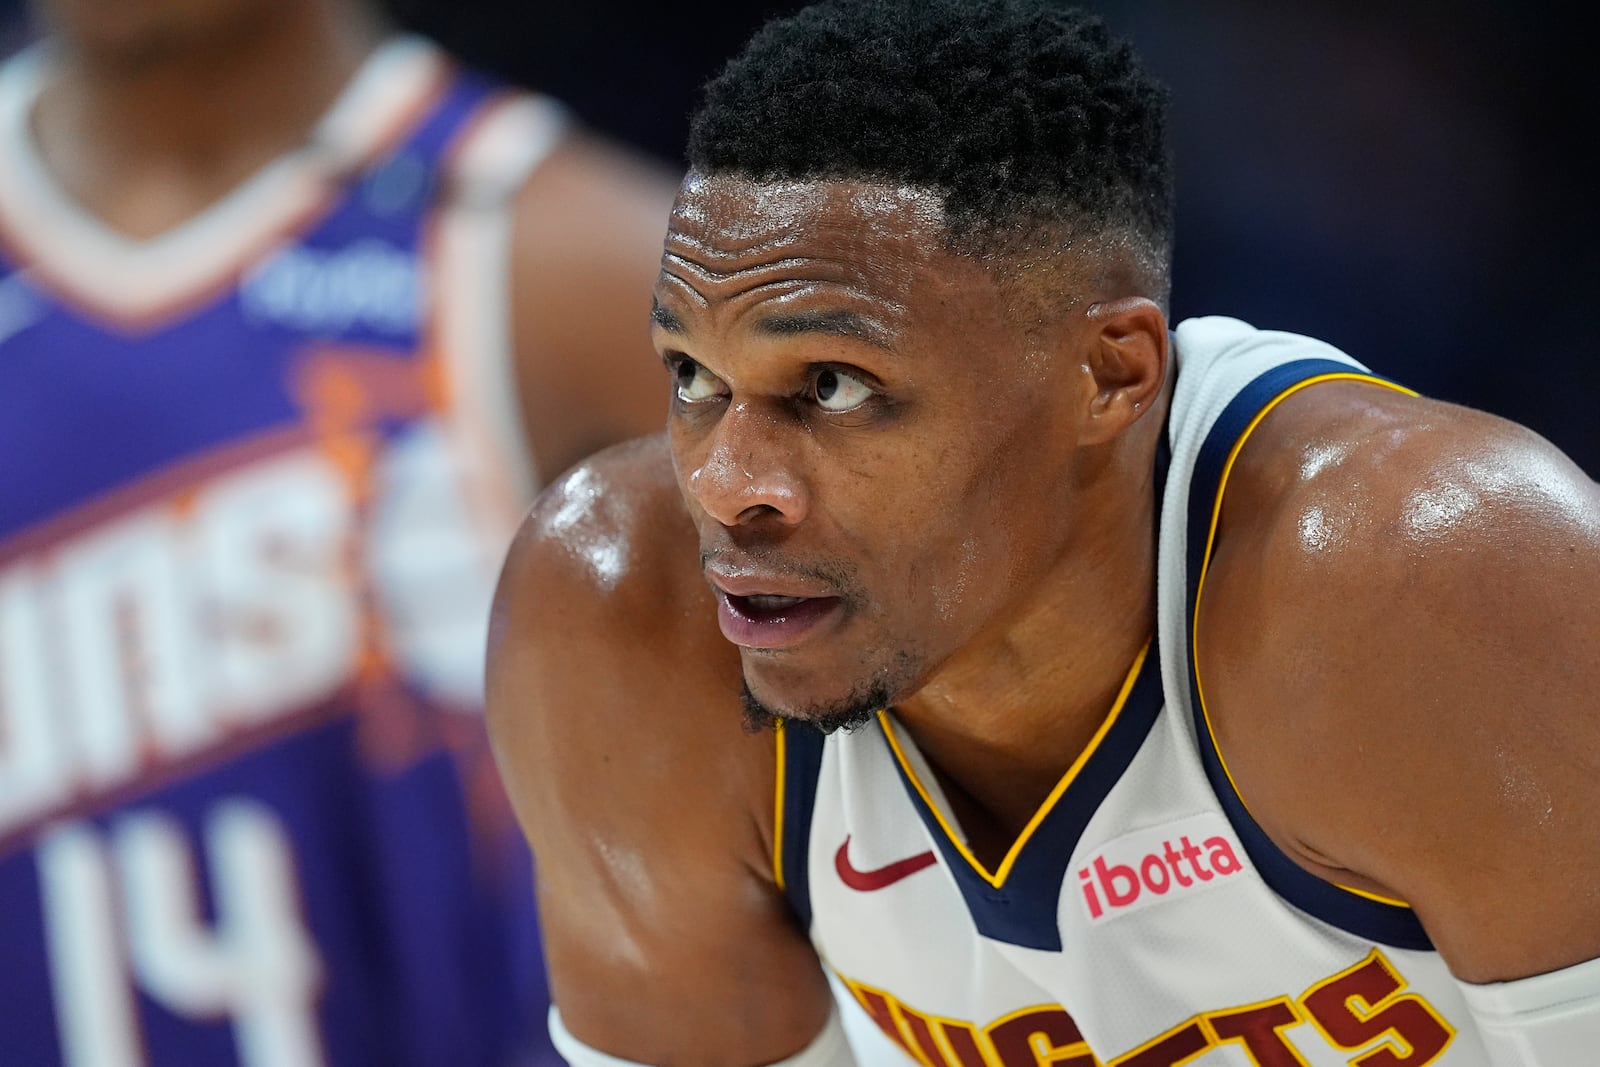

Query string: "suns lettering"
[[0, 432, 495, 846], [191, 454, 360, 723], [0, 566, 74, 829], [0, 455, 357, 843], [837, 949, 1455, 1067]]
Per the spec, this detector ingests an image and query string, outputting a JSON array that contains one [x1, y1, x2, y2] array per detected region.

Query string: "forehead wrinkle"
[[667, 177, 946, 269], [663, 221, 814, 279], [656, 267, 711, 312], [660, 249, 817, 284], [661, 246, 911, 310], [659, 178, 949, 344], [659, 270, 908, 346]]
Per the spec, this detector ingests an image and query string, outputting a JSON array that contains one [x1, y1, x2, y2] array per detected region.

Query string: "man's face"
[[653, 176, 1094, 729]]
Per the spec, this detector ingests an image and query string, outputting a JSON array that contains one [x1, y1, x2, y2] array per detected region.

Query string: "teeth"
[[745, 594, 804, 611]]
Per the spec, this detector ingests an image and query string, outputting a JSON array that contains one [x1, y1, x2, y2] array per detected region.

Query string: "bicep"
[[534, 817, 835, 1064]]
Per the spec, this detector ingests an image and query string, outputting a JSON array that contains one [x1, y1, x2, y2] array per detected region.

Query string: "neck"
[[32, 1, 386, 239], [895, 389, 1170, 855]]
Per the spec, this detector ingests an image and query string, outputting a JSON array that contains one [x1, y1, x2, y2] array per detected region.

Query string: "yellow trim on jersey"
[[879, 640, 1152, 890], [1191, 372, 1416, 911], [773, 722, 788, 890]]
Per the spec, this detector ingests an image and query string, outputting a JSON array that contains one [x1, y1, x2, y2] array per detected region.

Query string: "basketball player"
[[0, 0, 676, 1063], [487, 1, 1600, 1064]]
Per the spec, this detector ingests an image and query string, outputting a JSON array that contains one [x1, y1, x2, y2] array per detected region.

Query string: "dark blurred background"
[[4, 0, 1593, 474]]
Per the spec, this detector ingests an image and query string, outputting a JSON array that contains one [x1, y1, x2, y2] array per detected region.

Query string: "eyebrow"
[[650, 300, 684, 332], [650, 301, 894, 351], [752, 309, 892, 349]]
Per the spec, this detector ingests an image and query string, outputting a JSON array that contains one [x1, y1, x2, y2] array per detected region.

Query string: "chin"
[[738, 648, 923, 736], [738, 678, 881, 736]]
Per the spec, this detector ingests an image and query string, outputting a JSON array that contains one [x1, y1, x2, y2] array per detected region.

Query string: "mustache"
[[699, 546, 864, 602]]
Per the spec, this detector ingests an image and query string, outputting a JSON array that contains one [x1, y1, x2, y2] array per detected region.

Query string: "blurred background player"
[[0, 0, 676, 1063]]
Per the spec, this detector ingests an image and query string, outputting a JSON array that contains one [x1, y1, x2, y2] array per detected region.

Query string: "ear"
[[1076, 297, 1168, 446]]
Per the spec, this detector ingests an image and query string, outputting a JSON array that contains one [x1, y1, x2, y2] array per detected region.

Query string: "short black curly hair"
[[687, 0, 1174, 304]]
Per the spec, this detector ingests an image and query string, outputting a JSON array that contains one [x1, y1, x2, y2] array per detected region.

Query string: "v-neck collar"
[[875, 427, 1174, 951], [0, 35, 446, 327], [879, 639, 1165, 951]]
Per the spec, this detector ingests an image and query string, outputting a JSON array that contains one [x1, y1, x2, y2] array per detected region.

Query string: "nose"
[[684, 401, 809, 528]]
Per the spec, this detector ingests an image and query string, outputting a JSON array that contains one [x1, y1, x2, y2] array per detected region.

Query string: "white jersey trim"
[[426, 91, 569, 520], [0, 35, 446, 324], [549, 1004, 860, 1067], [1457, 955, 1600, 1066]]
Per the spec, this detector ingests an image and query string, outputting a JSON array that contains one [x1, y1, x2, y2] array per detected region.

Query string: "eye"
[[672, 358, 727, 403], [812, 368, 874, 413]]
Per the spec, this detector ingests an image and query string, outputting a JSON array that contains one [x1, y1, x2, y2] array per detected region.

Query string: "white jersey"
[[780, 317, 1493, 1066]]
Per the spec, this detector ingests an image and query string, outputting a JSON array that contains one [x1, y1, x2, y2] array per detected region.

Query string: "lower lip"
[[715, 592, 843, 649]]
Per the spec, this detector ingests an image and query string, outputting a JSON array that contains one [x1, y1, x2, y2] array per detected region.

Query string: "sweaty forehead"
[[664, 174, 949, 280]]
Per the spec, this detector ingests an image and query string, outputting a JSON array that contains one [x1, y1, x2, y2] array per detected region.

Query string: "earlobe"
[[1079, 298, 1168, 445]]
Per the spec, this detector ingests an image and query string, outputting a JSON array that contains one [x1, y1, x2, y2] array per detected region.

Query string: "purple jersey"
[[0, 37, 564, 1066]]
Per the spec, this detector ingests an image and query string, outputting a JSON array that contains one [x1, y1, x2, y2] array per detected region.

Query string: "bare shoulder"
[[1207, 383, 1600, 631], [486, 435, 829, 1059], [1199, 381, 1600, 980], [495, 431, 705, 639], [487, 432, 760, 846]]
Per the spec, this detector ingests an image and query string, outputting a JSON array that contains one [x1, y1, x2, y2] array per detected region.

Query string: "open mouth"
[[727, 593, 809, 618], [715, 591, 843, 649]]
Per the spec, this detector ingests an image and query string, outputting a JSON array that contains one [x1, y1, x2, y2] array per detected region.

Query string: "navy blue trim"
[[778, 722, 826, 934], [875, 436, 1172, 952], [1186, 358, 1432, 951], [887, 647, 1165, 951]]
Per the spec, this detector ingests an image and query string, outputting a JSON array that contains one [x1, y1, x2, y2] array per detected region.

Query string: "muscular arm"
[[486, 438, 837, 1065], [1201, 384, 1600, 983], [508, 134, 680, 482]]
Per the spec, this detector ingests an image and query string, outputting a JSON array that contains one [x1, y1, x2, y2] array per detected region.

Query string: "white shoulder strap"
[[1457, 953, 1600, 1065], [548, 1003, 860, 1067]]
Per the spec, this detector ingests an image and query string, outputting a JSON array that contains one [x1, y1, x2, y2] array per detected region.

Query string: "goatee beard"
[[739, 680, 888, 736]]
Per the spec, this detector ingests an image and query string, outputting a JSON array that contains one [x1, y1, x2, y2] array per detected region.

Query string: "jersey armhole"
[[1184, 358, 1434, 950]]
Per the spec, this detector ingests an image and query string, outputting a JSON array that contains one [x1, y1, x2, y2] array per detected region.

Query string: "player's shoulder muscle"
[[1200, 384, 1600, 975], [485, 433, 764, 852], [1221, 385, 1599, 666], [487, 437, 832, 1062], [493, 431, 695, 644]]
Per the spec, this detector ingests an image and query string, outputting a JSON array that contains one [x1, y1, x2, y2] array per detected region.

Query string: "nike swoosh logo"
[[835, 834, 937, 891]]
